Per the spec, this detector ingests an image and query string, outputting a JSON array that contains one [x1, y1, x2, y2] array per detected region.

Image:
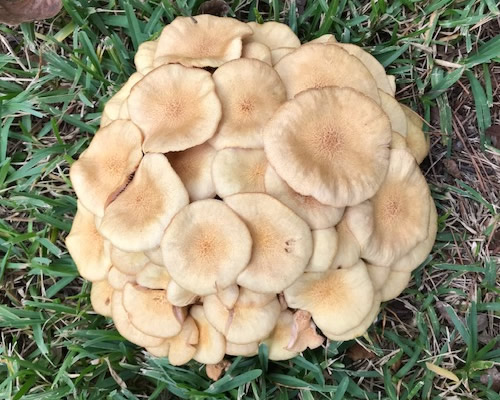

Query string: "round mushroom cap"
[[245, 21, 300, 50], [65, 202, 112, 282], [102, 73, 144, 123], [210, 58, 286, 150], [212, 148, 268, 197], [190, 305, 226, 364], [378, 90, 408, 136], [274, 44, 380, 101], [264, 86, 391, 207], [361, 149, 431, 266], [242, 42, 272, 65], [154, 15, 252, 68], [69, 120, 143, 217], [136, 262, 170, 289], [122, 283, 185, 338], [162, 199, 253, 296], [167, 143, 217, 201], [107, 267, 136, 290], [90, 280, 114, 317], [264, 167, 344, 229], [110, 247, 149, 275], [203, 288, 281, 344], [401, 104, 430, 164], [284, 260, 375, 336], [380, 271, 412, 302], [134, 40, 158, 75], [225, 193, 313, 293], [167, 280, 199, 307], [127, 64, 221, 153], [305, 227, 338, 272], [226, 341, 259, 357], [99, 153, 189, 252], [270, 47, 294, 65]]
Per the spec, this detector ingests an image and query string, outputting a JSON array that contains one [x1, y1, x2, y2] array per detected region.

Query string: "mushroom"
[[135, 262, 170, 290], [245, 21, 300, 50], [110, 246, 149, 275], [270, 47, 295, 65], [167, 280, 199, 307], [134, 40, 158, 75], [107, 267, 136, 290], [90, 280, 114, 317], [242, 42, 272, 65], [226, 341, 259, 357], [190, 305, 226, 364], [379, 271, 412, 302], [378, 90, 408, 136], [305, 228, 338, 272], [145, 247, 163, 266], [401, 104, 430, 164]]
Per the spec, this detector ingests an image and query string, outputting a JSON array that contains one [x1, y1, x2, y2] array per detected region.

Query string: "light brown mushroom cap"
[[246, 21, 300, 50], [307, 34, 337, 44], [361, 149, 431, 266], [274, 44, 380, 101], [380, 271, 412, 302], [366, 263, 391, 291], [391, 131, 407, 149], [242, 42, 272, 65], [270, 47, 294, 65], [378, 90, 408, 136], [167, 143, 216, 201], [99, 153, 189, 252], [136, 262, 170, 289], [212, 148, 268, 197], [100, 109, 112, 128], [263, 310, 299, 360], [401, 104, 430, 164], [66, 202, 112, 282], [190, 305, 226, 364], [306, 228, 338, 272], [111, 291, 164, 347], [167, 280, 199, 307], [264, 86, 391, 207], [206, 360, 231, 381], [216, 284, 240, 310], [162, 199, 252, 296], [122, 283, 185, 338], [203, 288, 281, 344], [210, 59, 286, 150], [287, 311, 324, 352], [69, 120, 143, 217], [330, 215, 361, 270], [387, 75, 396, 94], [284, 260, 375, 336], [107, 267, 136, 290], [391, 198, 437, 272], [264, 167, 344, 229], [102, 73, 144, 123], [225, 193, 313, 293], [127, 64, 221, 153], [90, 280, 114, 317], [110, 247, 149, 275], [226, 341, 259, 357], [154, 15, 252, 68], [145, 247, 163, 266], [134, 40, 158, 75]]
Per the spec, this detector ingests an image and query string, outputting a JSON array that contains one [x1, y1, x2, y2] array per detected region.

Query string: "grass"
[[0, 0, 499, 398]]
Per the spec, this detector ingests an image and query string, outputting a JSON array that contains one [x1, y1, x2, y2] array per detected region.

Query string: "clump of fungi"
[[67, 15, 437, 369]]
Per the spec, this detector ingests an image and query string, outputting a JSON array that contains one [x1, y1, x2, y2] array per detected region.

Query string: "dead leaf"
[[426, 362, 460, 383], [198, 0, 230, 17], [206, 359, 231, 381], [443, 159, 461, 179], [0, 0, 62, 25], [486, 125, 500, 148], [346, 342, 375, 361], [480, 367, 500, 392]]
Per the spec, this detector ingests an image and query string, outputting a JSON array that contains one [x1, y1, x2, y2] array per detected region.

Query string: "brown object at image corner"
[[0, 0, 62, 25]]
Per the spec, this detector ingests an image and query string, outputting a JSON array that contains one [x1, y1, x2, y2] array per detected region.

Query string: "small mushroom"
[[245, 21, 300, 50], [107, 267, 136, 290], [305, 228, 338, 272], [225, 341, 259, 356], [167, 280, 199, 307], [134, 40, 158, 75], [110, 246, 149, 275], [190, 305, 226, 364], [378, 90, 408, 136], [401, 104, 430, 164], [90, 280, 114, 317], [242, 42, 272, 65], [136, 262, 170, 290]]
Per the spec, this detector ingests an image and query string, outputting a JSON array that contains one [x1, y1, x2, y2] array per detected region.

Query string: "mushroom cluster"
[[67, 15, 437, 365]]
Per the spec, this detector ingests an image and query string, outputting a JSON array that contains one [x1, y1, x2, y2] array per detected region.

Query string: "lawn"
[[0, 0, 499, 399]]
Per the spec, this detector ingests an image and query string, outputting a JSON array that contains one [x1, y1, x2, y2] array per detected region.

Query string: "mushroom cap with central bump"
[[127, 64, 221, 153], [98, 153, 189, 252], [225, 193, 313, 293], [210, 58, 286, 150], [264, 86, 391, 207], [161, 199, 252, 296]]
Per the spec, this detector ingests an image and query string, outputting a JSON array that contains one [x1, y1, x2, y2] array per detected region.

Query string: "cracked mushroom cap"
[[210, 58, 286, 150], [127, 64, 221, 153], [162, 199, 252, 296], [225, 193, 313, 293], [203, 289, 281, 344], [90, 280, 114, 317], [99, 153, 189, 252], [264, 86, 391, 207], [190, 305, 226, 364], [110, 246, 149, 275], [305, 227, 338, 272], [401, 104, 430, 164], [361, 149, 431, 266], [134, 40, 158, 75], [242, 42, 272, 65], [264, 167, 344, 229], [154, 15, 252, 68], [69, 120, 143, 217], [102, 73, 144, 127], [167, 143, 217, 201], [65, 202, 112, 282], [274, 44, 380, 101], [122, 283, 185, 338], [284, 260, 375, 336], [245, 21, 300, 50], [378, 90, 408, 136], [212, 148, 268, 197], [136, 262, 170, 289]]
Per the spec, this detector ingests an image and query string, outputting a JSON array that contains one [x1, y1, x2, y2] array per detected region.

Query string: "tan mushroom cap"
[[154, 15, 252, 68], [264, 167, 344, 229], [216, 284, 240, 310], [212, 148, 268, 197], [69, 120, 143, 217], [210, 59, 286, 150], [134, 40, 158, 75], [246, 21, 300, 50], [284, 260, 375, 336], [387, 75, 396, 94], [99, 153, 189, 252], [307, 34, 337, 44], [378, 90, 408, 136], [66, 202, 112, 282], [167, 143, 216, 201], [145, 247, 163, 266], [361, 149, 431, 266], [203, 288, 281, 344], [110, 246, 149, 275], [401, 104, 430, 164], [190, 305, 226, 364], [391, 131, 407, 149], [111, 291, 164, 347], [226, 341, 259, 357], [167, 280, 199, 307], [102, 73, 144, 123], [306, 228, 338, 272], [162, 199, 252, 296], [127, 64, 221, 153], [225, 193, 313, 293], [391, 198, 437, 272], [100, 109, 112, 128], [264, 86, 391, 207], [107, 267, 136, 290], [242, 42, 272, 65], [90, 280, 114, 317], [330, 214, 361, 269], [274, 44, 380, 102], [287, 310, 324, 352], [136, 262, 170, 289], [380, 271, 412, 302], [122, 283, 185, 338], [366, 263, 391, 291], [270, 47, 294, 65], [341, 201, 374, 251]]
